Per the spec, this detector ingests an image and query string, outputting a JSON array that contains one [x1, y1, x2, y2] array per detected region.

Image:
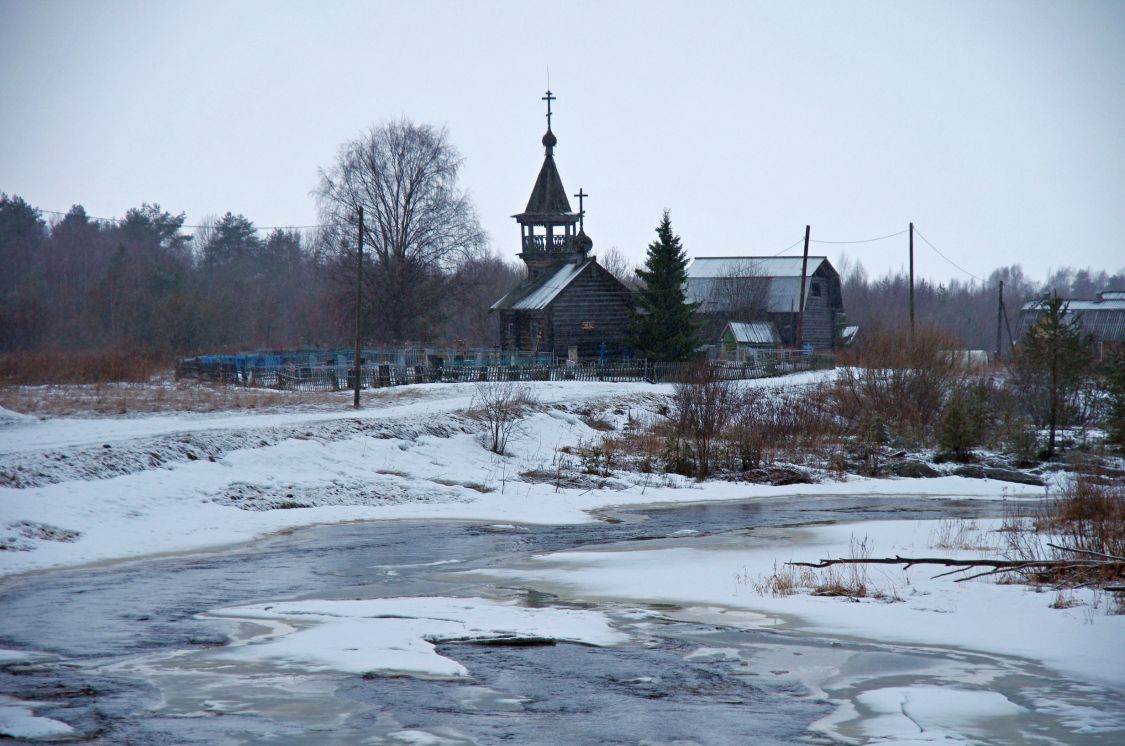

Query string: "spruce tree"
[[629, 210, 699, 361]]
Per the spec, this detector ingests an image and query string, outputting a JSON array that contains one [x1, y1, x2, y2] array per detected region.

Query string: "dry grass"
[[745, 536, 900, 601], [1036, 470, 1125, 566], [746, 561, 817, 597], [929, 518, 998, 552], [1001, 468, 1125, 602], [0, 378, 350, 416], [0, 348, 172, 385]]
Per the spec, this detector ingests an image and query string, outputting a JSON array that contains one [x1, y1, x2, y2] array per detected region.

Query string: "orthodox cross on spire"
[[542, 89, 556, 130], [573, 188, 588, 231]]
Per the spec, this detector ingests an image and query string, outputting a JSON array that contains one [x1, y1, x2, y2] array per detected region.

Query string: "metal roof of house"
[[686, 256, 828, 279], [1020, 300, 1125, 313], [686, 276, 816, 313], [724, 321, 781, 345], [490, 260, 591, 311], [1017, 296, 1125, 343], [685, 257, 833, 313]]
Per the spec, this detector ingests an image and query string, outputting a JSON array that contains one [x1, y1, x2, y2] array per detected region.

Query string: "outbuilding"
[[685, 256, 847, 350]]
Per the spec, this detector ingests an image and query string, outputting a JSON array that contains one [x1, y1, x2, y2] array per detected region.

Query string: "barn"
[[491, 93, 634, 360], [684, 256, 847, 350], [1017, 290, 1125, 359]]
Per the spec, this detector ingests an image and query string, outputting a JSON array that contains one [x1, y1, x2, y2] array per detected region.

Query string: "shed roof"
[[723, 321, 781, 345], [490, 260, 591, 311]]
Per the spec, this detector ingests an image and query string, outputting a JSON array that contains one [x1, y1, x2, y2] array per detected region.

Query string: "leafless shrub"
[[671, 364, 742, 478], [1001, 468, 1125, 597], [724, 385, 842, 471], [833, 324, 965, 446], [1036, 470, 1125, 564], [469, 380, 540, 455]]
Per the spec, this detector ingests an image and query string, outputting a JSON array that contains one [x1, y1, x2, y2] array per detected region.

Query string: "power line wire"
[[912, 225, 988, 283], [809, 228, 909, 245], [771, 237, 807, 256]]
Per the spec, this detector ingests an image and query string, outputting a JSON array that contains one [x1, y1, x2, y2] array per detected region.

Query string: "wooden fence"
[[177, 351, 833, 392]]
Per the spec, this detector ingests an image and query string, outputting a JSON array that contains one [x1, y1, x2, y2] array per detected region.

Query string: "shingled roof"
[[523, 154, 572, 216]]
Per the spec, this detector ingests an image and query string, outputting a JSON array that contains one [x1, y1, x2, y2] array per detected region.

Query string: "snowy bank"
[[1, 376, 1045, 578]]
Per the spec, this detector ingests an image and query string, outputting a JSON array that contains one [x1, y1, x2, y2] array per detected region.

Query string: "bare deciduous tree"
[[599, 246, 638, 288], [671, 365, 742, 478], [707, 259, 771, 321], [316, 119, 487, 342]]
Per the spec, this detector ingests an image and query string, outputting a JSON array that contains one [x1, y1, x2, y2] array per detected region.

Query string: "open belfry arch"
[[491, 91, 634, 359]]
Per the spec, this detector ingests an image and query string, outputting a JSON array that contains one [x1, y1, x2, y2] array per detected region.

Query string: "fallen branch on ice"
[[788, 552, 1125, 584]]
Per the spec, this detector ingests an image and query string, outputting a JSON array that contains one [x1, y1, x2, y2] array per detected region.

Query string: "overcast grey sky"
[[2, 0, 1123, 285]]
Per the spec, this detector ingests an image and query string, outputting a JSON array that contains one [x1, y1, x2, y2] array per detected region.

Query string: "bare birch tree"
[[316, 119, 487, 342]]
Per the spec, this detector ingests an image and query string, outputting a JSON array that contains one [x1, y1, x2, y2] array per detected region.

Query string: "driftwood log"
[[788, 545, 1125, 584]]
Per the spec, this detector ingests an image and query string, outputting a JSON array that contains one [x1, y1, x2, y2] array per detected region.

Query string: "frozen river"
[[1, 495, 1119, 744]]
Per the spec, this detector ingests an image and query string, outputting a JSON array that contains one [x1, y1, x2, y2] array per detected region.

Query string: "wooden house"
[[685, 256, 847, 350], [491, 92, 634, 359]]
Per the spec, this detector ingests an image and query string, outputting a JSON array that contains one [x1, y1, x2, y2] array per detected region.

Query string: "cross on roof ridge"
[[573, 188, 588, 231]]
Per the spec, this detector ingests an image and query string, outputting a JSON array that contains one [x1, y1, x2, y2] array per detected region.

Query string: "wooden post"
[[353, 206, 364, 409], [996, 280, 1004, 359], [795, 225, 810, 349], [909, 222, 915, 343]]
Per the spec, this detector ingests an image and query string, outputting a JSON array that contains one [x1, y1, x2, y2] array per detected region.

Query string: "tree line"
[[3, 116, 1122, 360], [838, 256, 1125, 352], [0, 195, 519, 355], [0, 119, 529, 356]]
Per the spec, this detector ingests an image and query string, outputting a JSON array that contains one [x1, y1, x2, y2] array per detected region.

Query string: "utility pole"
[[909, 222, 915, 343], [996, 280, 1004, 359], [353, 206, 364, 409], [796, 225, 810, 350]]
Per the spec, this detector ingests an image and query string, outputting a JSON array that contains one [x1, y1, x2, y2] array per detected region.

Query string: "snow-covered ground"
[[4, 374, 1117, 743], [0, 374, 1044, 579]]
